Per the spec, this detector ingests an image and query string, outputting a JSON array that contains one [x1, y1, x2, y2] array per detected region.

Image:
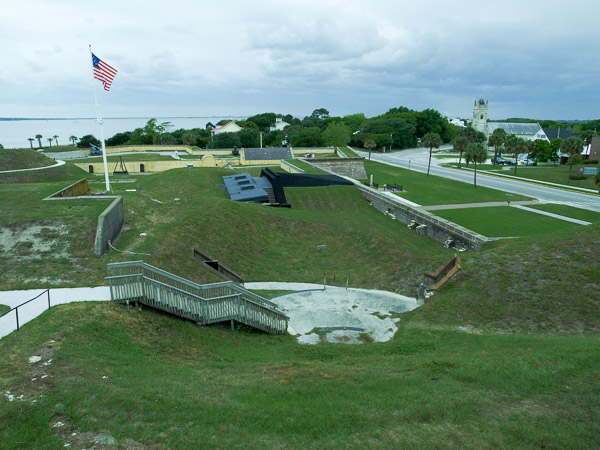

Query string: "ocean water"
[[0, 117, 244, 149]]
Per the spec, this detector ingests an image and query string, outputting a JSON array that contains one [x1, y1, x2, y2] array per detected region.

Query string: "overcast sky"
[[2, 0, 599, 121]]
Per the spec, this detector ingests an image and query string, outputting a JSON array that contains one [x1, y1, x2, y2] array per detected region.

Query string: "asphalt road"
[[356, 146, 600, 213]]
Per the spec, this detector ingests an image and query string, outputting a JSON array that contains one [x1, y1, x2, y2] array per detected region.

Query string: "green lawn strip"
[[433, 206, 586, 237], [71, 154, 176, 163], [0, 149, 56, 171], [408, 224, 600, 333], [1, 302, 599, 448], [448, 163, 598, 190], [43, 145, 81, 153], [0, 305, 9, 314], [526, 204, 600, 223], [284, 159, 328, 174], [364, 160, 530, 206], [340, 146, 359, 157]]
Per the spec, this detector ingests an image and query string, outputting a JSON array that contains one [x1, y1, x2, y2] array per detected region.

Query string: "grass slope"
[[0, 165, 451, 293], [408, 224, 600, 333], [0, 302, 599, 448], [364, 161, 530, 206], [0, 148, 56, 171]]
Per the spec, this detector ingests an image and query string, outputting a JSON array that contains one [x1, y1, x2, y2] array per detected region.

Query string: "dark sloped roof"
[[244, 147, 293, 161], [543, 128, 576, 141], [221, 173, 271, 202]]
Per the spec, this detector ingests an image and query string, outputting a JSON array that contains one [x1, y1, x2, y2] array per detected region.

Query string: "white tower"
[[472, 98, 488, 134]]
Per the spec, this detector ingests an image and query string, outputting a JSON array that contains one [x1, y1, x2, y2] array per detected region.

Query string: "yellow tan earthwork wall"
[[74, 156, 225, 174]]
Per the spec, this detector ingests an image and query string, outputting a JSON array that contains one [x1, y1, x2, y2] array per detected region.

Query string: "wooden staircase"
[[106, 261, 288, 335], [420, 254, 462, 298], [264, 187, 278, 205]]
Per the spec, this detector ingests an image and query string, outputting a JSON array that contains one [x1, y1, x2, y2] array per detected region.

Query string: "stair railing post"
[[15, 307, 19, 331], [47, 289, 51, 310]]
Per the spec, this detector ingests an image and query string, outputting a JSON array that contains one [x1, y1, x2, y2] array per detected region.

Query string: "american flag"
[[92, 53, 117, 91]]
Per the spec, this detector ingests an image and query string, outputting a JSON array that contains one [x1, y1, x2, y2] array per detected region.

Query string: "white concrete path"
[[0, 159, 65, 174], [511, 205, 592, 225], [0, 287, 110, 339]]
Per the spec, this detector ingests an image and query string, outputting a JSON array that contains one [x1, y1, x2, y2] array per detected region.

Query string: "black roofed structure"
[[221, 167, 353, 207], [241, 147, 293, 164]]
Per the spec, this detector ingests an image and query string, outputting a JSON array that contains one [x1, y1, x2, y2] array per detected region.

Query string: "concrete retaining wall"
[[308, 157, 368, 179], [94, 196, 124, 255], [358, 186, 490, 250], [47, 179, 89, 198]]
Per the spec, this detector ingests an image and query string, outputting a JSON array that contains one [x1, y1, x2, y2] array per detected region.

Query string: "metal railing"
[[106, 261, 288, 334], [0, 289, 51, 332]]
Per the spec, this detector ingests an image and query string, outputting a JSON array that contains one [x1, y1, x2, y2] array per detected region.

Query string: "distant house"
[[588, 136, 600, 161], [211, 121, 243, 136], [542, 128, 576, 142], [448, 118, 466, 128], [270, 118, 290, 132]]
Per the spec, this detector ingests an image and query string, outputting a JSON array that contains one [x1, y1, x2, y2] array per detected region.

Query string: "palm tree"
[[524, 140, 536, 165], [47, 137, 53, 147], [27, 138, 35, 149], [363, 139, 376, 161], [69, 136, 78, 146], [53, 135, 59, 145], [465, 142, 487, 188], [487, 128, 506, 166], [452, 135, 468, 168], [422, 132, 442, 177], [35, 134, 43, 148], [562, 137, 584, 184]]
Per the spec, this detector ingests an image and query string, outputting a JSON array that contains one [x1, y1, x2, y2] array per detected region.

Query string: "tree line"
[[65, 107, 461, 151]]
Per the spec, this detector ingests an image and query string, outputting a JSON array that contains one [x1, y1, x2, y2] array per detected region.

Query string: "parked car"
[[491, 156, 508, 165]]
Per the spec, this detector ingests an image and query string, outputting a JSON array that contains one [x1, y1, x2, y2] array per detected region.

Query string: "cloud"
[[1, 0, 599, 119]]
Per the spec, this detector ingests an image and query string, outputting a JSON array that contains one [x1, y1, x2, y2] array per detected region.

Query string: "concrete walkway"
[[511, 205, 592, 225], [0, 287, 110, 339]]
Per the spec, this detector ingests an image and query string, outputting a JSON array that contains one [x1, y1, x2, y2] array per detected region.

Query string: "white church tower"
[[472, 98, 488, 134]]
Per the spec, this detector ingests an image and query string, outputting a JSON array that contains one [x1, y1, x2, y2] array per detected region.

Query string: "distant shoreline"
[[0, 116, 246, 121]]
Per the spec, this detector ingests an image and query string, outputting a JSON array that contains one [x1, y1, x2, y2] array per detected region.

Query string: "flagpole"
[[89, 44, 111, 192]]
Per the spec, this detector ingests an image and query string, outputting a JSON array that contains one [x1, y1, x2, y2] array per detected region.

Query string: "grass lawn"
[[448, 163, 598, 190], [338, 146, 359, 157], [527, 203, 600, 223], [283, 159, 328, 174], [0, 148, 56, 171], [1, 156, 600, 447], [0, 302, 599, 448], [0, 163, 451, 293], [433, 206, 590, 237], [0, 304, 9, 314], [43, 145, 81, 152], [364, 160, 530, 206]]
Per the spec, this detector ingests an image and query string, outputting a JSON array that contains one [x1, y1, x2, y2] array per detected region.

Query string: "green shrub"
[[569, 174, 587, 180], [583, 159, 599, 164]]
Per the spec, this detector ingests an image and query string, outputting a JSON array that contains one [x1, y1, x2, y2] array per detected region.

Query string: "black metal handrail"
[[0, 289, 51, 332]]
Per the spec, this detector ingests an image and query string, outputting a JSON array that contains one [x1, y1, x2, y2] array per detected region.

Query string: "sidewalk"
[[0, 287, 110, 339]]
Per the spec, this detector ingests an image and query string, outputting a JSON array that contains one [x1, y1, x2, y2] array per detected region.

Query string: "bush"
[[582, 159, 599, 164], [569, 174, 587, 180]]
